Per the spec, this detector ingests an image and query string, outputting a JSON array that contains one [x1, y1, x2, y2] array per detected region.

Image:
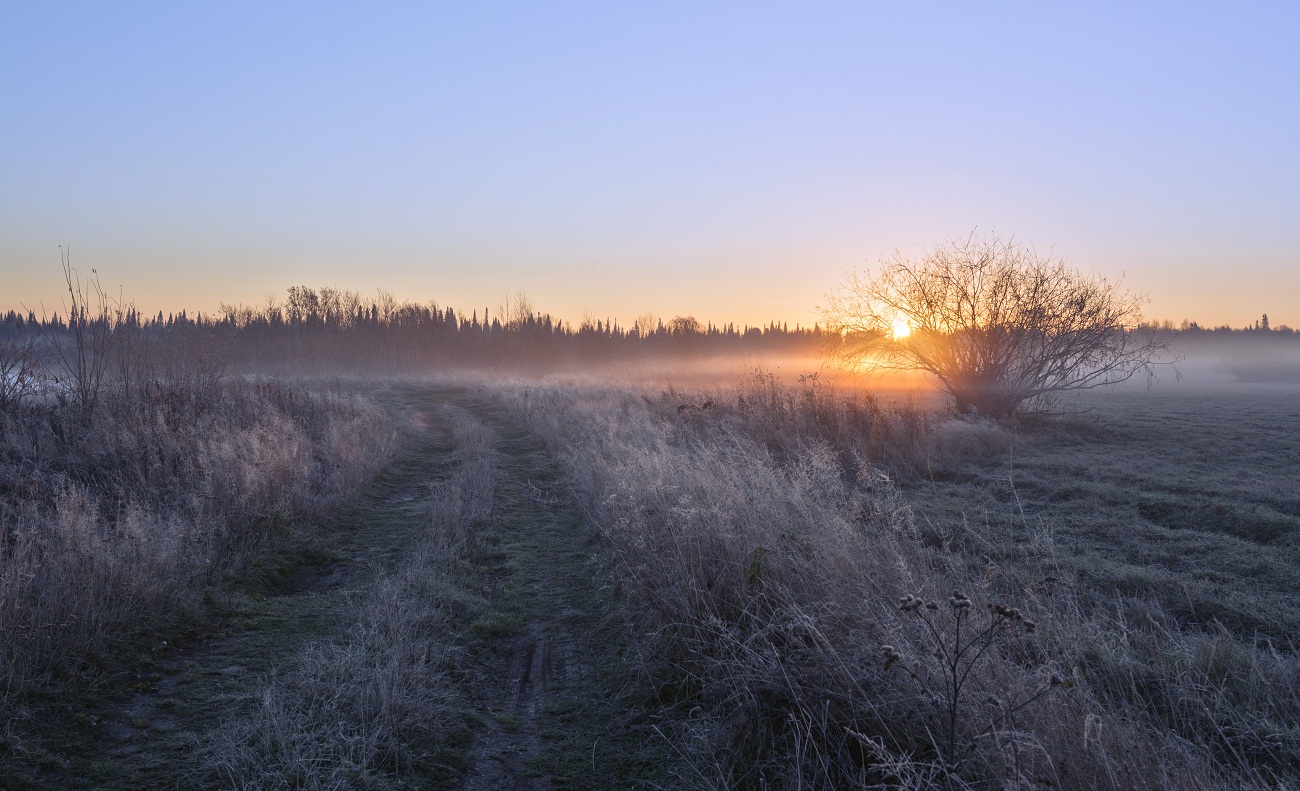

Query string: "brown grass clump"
[[510, 372, 1261, 789]]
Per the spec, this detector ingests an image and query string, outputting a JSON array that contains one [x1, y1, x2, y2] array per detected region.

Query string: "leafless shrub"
[[823, 233, 1176, 417], [41, 248, 131, 428]]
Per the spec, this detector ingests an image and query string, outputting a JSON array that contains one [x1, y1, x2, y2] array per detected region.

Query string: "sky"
[[3, 2, 1298, 329]]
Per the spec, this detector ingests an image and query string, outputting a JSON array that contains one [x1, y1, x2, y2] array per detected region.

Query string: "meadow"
[[507, 372, 1300, 788], [0, 350, 398, 784], [1, 313, 1297, 788]]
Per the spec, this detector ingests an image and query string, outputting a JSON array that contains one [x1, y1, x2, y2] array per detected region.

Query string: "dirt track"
[[35, 387, 658, 789]]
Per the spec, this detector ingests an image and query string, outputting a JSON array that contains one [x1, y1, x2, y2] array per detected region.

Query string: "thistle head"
[[897, 594, 925, 613]]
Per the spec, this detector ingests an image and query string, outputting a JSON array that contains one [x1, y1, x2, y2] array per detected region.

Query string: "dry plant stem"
[[898, 592, 1058, 777]]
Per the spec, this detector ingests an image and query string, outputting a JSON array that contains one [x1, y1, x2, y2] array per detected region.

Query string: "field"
[[907, 383, 1300, 640], [507, 373, 1300, 788], [1, 362, 1297, 789]]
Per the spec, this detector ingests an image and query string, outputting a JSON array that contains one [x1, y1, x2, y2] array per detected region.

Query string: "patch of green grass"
[[493, 712, 521, 732]]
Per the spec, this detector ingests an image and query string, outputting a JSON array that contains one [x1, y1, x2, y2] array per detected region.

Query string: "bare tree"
[[633, 311, 659, 338], [822, 233, 1174, 417], [263, 291, 284, 324], [495, 290, 539, 332], [44, 248, 129, 425]]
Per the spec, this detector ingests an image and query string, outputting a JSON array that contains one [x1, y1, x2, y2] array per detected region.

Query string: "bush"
[[823, 233, 1175, 417]]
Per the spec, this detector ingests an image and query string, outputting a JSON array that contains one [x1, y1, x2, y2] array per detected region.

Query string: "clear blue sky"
[[3, 2, 1297, 328]]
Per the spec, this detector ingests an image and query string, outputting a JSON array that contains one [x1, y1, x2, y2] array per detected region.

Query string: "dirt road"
[[31, 387, 659, 789], [454, 395, 662, 789]]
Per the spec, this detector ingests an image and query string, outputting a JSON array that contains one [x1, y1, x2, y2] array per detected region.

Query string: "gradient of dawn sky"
[[3, 2, 1297, 329]]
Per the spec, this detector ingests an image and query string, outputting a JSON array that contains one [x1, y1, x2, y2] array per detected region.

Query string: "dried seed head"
[[989, 603, 1024, 621], [1022, 619, 1037, 633], [898, 594, 927, 613], [925, 601, 938, 611]]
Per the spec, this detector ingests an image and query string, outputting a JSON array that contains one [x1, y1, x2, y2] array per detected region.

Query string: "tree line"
[[0, 281, 833, 380]]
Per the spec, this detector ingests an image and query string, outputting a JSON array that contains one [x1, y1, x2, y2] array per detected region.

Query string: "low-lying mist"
[[1153, 327, 1300, 384]]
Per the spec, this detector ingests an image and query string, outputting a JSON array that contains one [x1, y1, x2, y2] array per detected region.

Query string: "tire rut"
[[33, 389, 661, 789], [454, 397, 654, 790]]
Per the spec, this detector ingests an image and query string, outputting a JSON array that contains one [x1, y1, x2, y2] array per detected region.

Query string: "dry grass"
[[0, 375, 397, 759], [904, 383, 1300, 786], [508, 372, 1277, 789], [3, 362, 1291, 788], [207, 406, 494, 789]]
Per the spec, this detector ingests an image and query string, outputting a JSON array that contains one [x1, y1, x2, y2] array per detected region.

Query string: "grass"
[[0, 376, 398, 786], [177, 396, 490, 789], [507, 371, 1298, 789], [5, 364, 1296, 788], [902, 382, 1300, 783], [23, 384, 669, 789]]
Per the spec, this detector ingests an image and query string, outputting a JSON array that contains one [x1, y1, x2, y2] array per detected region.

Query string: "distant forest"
[[1, 284, 1295, 379], [1140, 313, 1294, 334], [0, 285, 831, 375]]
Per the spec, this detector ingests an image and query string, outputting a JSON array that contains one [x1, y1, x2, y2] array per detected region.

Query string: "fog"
[[1161, 331, 1300, 385]]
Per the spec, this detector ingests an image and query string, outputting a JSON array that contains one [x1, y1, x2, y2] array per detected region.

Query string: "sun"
[[891, 318, 911, 339]]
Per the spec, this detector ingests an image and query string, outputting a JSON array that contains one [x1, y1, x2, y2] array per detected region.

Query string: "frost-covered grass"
[[0, 375, 397, 767], [508, 373, 1296, 789]]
